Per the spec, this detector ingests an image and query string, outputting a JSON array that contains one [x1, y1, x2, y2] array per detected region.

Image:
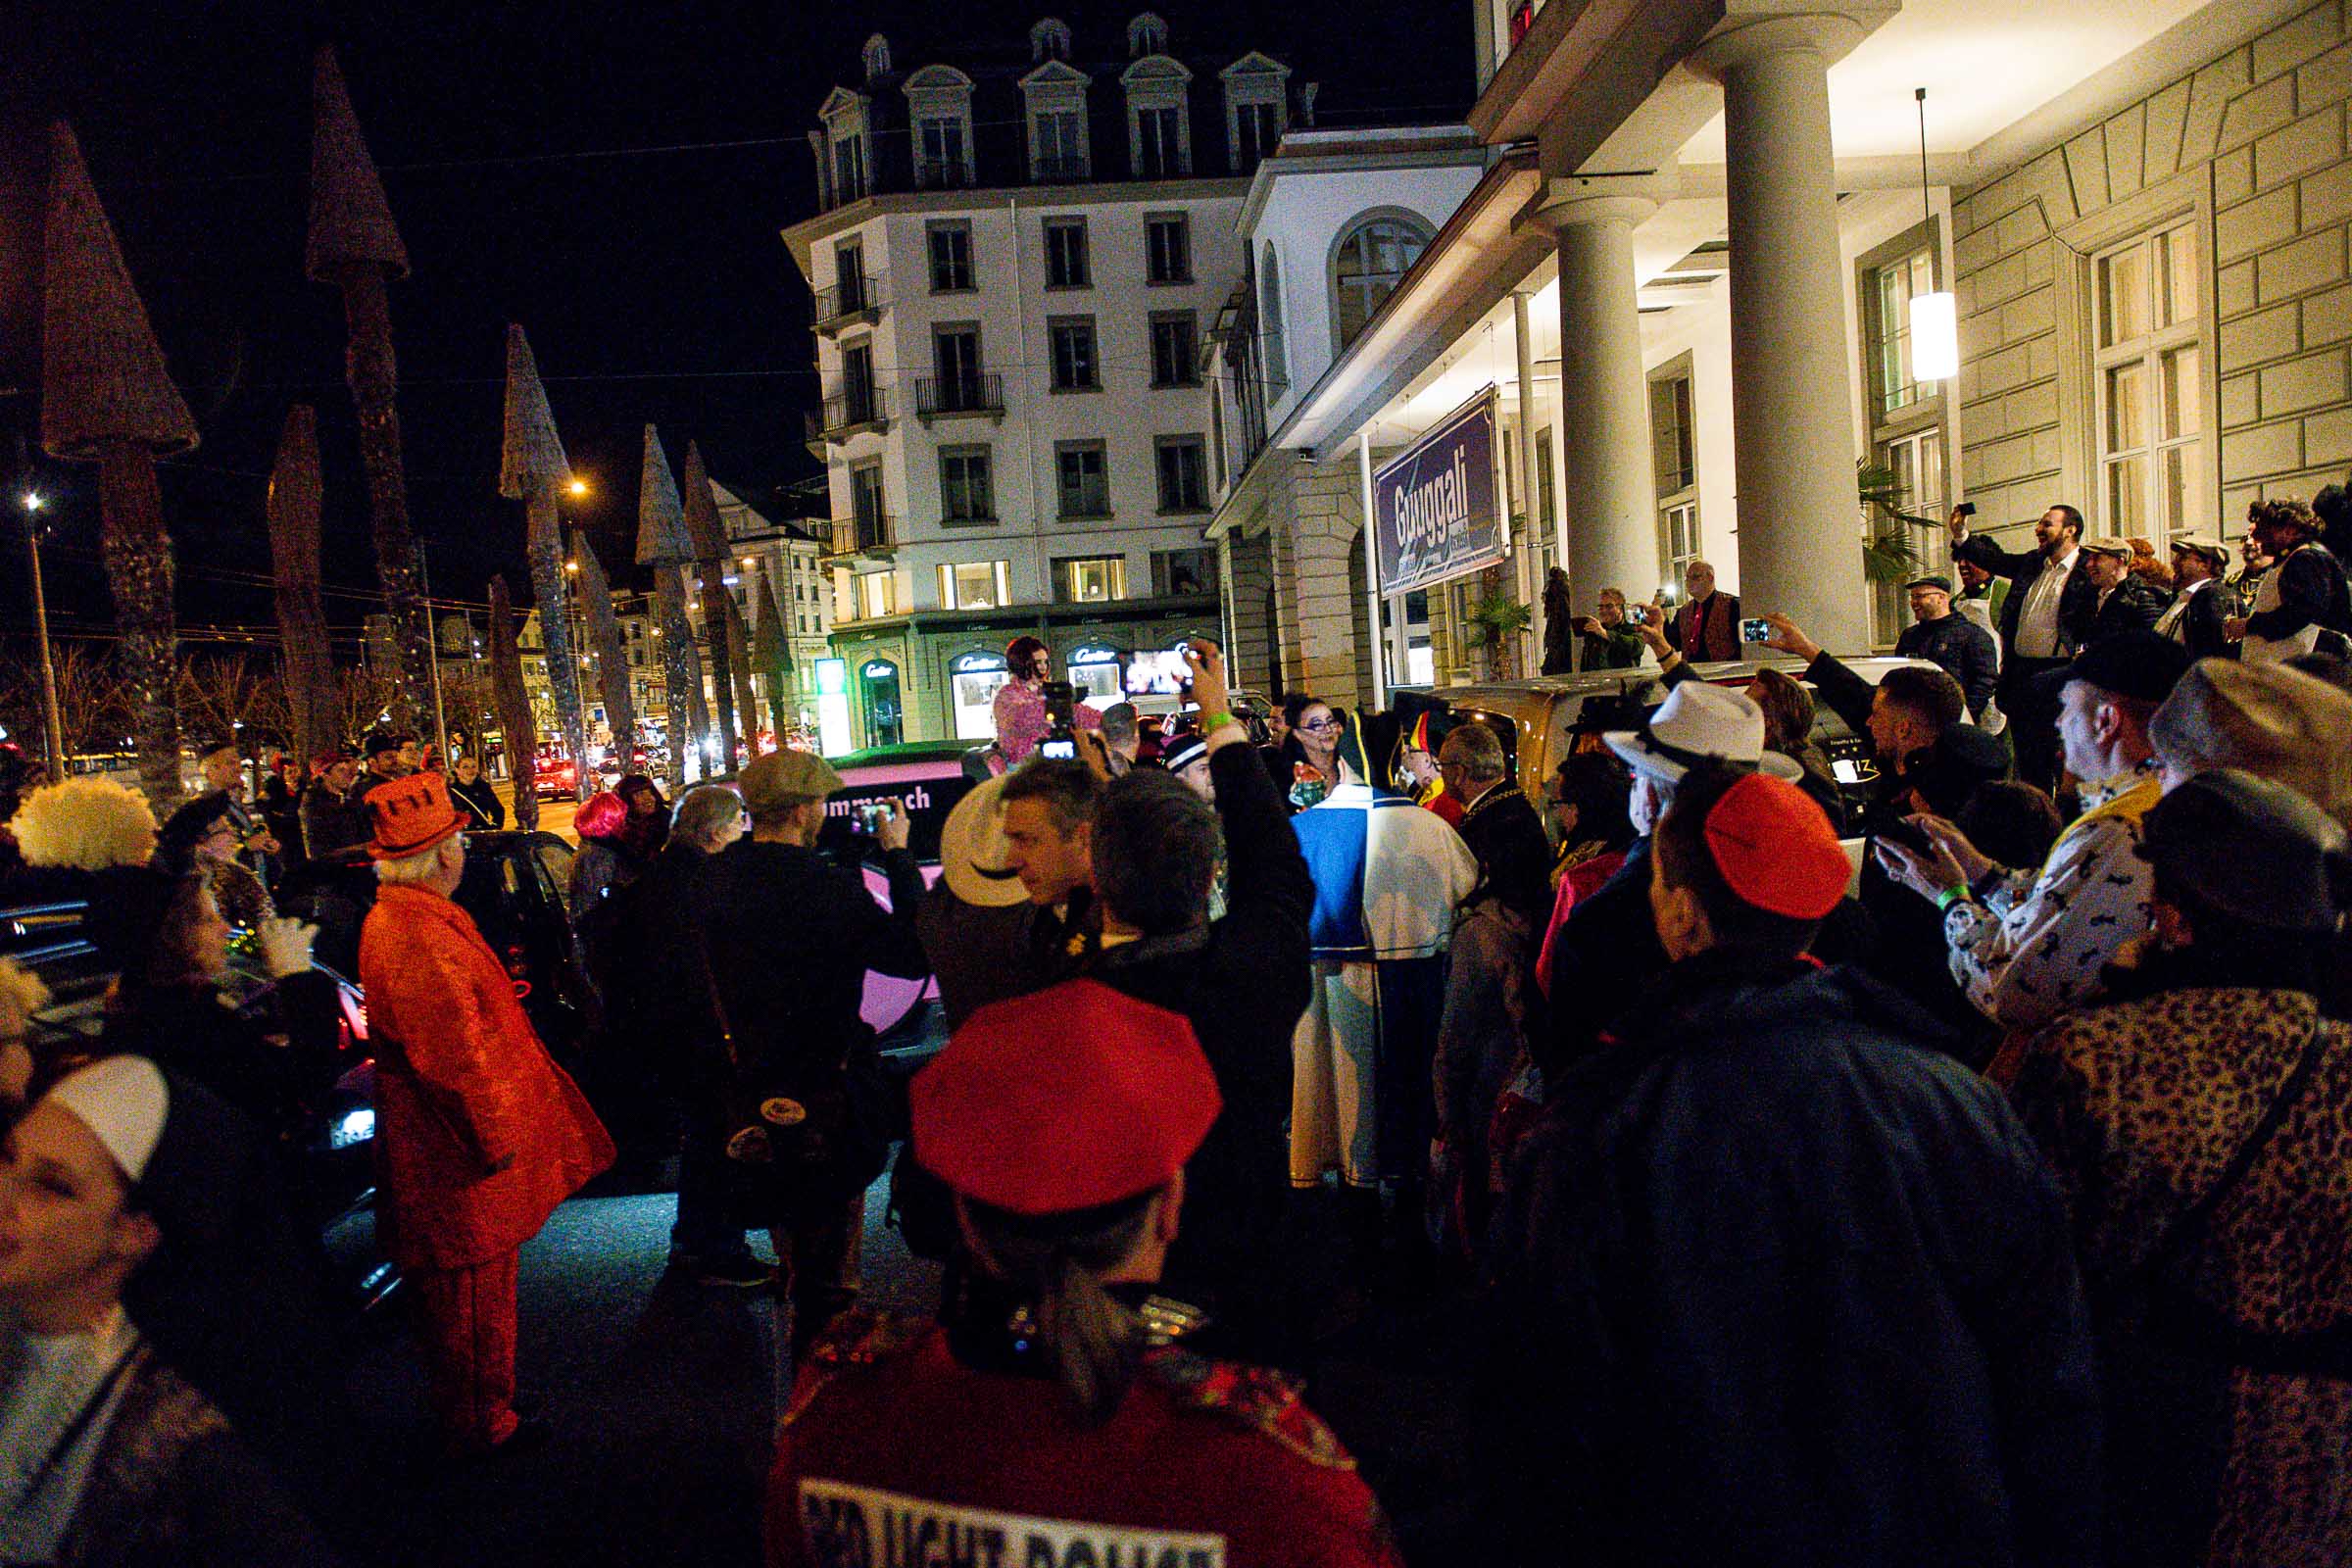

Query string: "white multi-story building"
[[1219, 0, 2352, 707], [782, 13, 1297, 745], [1206, 122, 1490, 693], [703, 477, 834, 740]]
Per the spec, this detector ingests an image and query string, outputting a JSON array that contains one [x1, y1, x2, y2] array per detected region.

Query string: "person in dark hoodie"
[[1481, 765, 2101, 1568]]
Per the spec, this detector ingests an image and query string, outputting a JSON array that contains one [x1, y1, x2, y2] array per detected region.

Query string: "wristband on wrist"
[[1198, 710, 1237, 734], [1936, 886, 1973, 913]]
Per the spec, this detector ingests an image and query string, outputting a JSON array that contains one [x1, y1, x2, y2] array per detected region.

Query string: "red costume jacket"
[[359, 883, 612, 1269], [767, 1310, 1403, 1568]]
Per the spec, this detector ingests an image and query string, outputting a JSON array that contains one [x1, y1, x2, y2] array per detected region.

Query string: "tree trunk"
[[725, 597, 759, 757], [697, 559, 739, 770], [267, 407, 340, 762], [97, 446, 181, 811], [575, 543, 635, 759], [656, 566, 701, 788], [525, 497, 589, 800], [488, 575, 538, 832], [335, 266, 429, 729]]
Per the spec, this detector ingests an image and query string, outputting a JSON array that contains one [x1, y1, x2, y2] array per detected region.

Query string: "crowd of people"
[[3, 486, 2352, 1565]]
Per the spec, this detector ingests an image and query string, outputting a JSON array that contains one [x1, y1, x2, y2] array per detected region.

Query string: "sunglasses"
[[1298, 718, 1341, 733]]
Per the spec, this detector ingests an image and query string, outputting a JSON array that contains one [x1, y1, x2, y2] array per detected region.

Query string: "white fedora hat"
[[1605, 681, 1803, 784], [938, 773, 1029, 908]]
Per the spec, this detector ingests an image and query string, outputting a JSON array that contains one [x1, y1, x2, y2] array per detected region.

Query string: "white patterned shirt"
[[1943, 767, 2160, 1031]]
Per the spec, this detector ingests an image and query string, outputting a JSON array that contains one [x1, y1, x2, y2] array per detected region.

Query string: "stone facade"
[[1953, 0, 2352, 549]]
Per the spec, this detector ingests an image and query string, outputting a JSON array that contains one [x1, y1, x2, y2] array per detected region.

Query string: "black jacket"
[[2082, 574, 2170, 646], [1541, 837, 1665, 1072], [694, 836, 929, 1083], [1454, 783, 1553, 933], [446, 773, 505, 830], [1802, 652, 1986, 1048], [1093, 739, 1313, 1320], [2246, 540, 2352, 643], [1482, 950, 2102, 1568], [2165, 577, 2241, 662], [1952, 533, 2098, 662], [300, 787, 371, 863], [1895, 613, 1999, 717], [99, 972, 346, 1134]]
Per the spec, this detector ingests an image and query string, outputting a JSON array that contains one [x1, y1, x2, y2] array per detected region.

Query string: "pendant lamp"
[[1910, 87, 1959, 381]]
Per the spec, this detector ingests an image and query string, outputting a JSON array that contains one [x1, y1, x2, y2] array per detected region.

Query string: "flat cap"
[[739, 748, 843, 811], [2170, 534, 2231, 568]]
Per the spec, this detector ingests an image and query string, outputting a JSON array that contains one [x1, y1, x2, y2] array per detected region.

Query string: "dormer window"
[[1221, 52, 1292, 174], [818, 87, 873, 205], [861, 33, 892, 81], [1127, 12, 1168, 58], [1030, 17, 1072, 62], [1021, 57, 1093, 182], [1122, 55, 1192, 180], [904, 66, 977, 190]]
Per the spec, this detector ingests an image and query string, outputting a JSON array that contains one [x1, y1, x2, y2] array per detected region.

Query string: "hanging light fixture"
[[1910, 86, 1960, 382]]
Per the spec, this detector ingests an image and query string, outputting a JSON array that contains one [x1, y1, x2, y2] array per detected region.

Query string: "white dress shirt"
[[2013, 546, 2080, 659]]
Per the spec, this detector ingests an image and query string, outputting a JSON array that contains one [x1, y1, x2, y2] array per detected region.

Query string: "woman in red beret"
[[765, 978, 1403, 1568]]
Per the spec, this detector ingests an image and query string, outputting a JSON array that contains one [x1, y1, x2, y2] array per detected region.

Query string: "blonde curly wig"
[[11, 776, 160, 871]]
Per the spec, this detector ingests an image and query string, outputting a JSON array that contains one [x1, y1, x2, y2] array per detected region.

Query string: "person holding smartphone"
[[1572, 588, 1644, 671], [994, 636, 1102, 764]]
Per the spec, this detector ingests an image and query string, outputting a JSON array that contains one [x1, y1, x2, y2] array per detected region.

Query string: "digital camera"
[[1740, 617, 1772, 645]]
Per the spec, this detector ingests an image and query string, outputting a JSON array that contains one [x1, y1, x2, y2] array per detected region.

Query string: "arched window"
[[861, 32, 893, 81], [1260, 241, 1288, 393], [1127, 11, 1168, 58], [1330, 215, 1432, 351], [1030, 17, 1072, 62]]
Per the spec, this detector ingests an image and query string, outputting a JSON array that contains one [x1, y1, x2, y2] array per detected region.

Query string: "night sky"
[[0, 0, 1472, 651]]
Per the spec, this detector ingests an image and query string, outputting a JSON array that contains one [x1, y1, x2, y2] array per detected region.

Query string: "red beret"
[[1703, 772, 1850, 920], [911, 979, 1220, 1217]]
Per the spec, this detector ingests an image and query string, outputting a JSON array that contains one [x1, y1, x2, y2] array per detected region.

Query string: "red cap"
[[366, 770, 466, 860], [1703, 772, 1849, 920], [911, 979, 1221, 1216]]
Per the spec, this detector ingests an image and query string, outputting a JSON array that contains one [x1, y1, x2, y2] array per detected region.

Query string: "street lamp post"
[[21, 492, 66, 781], [416, 541, 453, 766]]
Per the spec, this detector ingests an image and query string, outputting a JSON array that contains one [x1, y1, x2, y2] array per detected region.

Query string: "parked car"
[[1394, 654, 1941, 875]]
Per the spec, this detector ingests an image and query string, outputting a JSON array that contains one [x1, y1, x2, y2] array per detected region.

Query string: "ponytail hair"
[[961, 1188, 1161, 1427]]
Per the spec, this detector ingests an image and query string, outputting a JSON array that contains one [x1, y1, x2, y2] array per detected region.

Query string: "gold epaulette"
[[780, 1307, 929, 1429], [1142, 1345, 1358, 1470]]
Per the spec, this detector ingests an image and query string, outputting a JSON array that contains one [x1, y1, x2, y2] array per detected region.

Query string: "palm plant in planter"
[[1468, 588, 1534, 680], [1857, 459, 1936, 587]]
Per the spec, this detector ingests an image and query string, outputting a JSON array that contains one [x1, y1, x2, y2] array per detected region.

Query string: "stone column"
[[1544, 189, 1662, 613], [1692, 16, 1873, 652]]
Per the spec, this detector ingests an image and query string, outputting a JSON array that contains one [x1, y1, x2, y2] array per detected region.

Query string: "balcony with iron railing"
[[821, 514, 899, 561], [817, 385, 893, 442], [914, 157, 976, 191], [1031, 154, 1089, 183], [810, 271, 887, 334], [913, 371, 1005, 420]]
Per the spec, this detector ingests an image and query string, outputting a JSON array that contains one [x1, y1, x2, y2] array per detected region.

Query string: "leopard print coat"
[[2007, 986, 2352, 1568]]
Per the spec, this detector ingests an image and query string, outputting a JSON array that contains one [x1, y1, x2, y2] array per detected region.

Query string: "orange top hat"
[[367, 770, 466, 860]]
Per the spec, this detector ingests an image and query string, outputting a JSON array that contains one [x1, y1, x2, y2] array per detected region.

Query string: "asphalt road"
[[335, 1148, 1475, 1567]]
